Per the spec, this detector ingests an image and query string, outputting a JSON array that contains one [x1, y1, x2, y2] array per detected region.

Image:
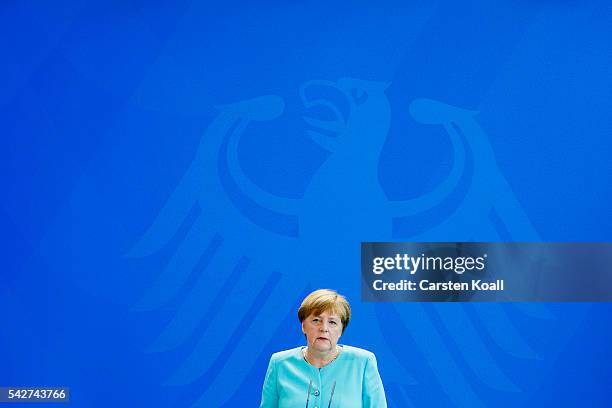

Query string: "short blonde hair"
[[298, 289, 351, 333]]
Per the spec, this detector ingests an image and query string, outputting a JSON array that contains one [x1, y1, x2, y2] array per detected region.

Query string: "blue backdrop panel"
[[1, 1, 612, 407]]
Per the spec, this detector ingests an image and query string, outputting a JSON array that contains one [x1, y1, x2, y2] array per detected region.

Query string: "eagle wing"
[[127, 95, 309, 406]]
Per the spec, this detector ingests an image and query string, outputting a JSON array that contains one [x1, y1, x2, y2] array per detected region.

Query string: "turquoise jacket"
[[259, 345, 387, 408]]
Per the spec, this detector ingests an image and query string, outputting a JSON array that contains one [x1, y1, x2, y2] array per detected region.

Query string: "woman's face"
[[302, 311, 343, 353]]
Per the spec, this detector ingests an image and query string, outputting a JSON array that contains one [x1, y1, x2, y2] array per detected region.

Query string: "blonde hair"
[[298, 289, 351, 333]]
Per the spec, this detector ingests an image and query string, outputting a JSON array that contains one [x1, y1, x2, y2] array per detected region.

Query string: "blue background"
[[2, 1, 612, 407]]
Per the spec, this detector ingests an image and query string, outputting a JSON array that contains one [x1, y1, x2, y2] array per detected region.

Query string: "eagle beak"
[[300, 80, 348, 137]]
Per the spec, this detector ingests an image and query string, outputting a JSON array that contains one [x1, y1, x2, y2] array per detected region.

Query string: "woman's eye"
[[330, 321, 337, 325], [313, 319, 320, 323]]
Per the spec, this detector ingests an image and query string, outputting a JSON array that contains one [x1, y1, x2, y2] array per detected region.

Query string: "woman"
[[260, 289, 387, 407]]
